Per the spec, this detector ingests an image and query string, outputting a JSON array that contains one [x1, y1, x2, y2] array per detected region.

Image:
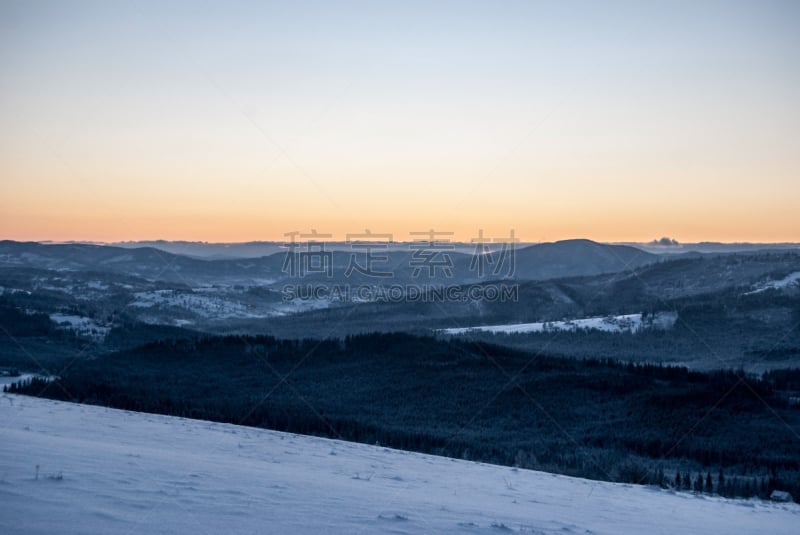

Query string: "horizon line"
[[5, 238, 800, 247]]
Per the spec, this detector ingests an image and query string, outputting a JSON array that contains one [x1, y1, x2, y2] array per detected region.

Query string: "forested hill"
[[8, 332, 800, 501]]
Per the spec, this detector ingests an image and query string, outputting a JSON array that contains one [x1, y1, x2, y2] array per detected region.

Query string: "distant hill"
[[0, 239, 660, 284], [0, 241, 284, 284], [111, 240, 286, 259], [622, 241, 800, 255], [512, 239, 658, 279]]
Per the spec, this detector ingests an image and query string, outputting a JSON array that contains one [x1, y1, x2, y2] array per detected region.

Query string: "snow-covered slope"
[[745, 271, 800, 295], [441, 312, 677, 335], [1, 395, 797, 534]]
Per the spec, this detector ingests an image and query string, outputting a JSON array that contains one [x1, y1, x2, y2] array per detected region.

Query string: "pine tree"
[[694, 474, 703, 492], [675, 472, 682, 489], [705, 472, 714, 494], [731, 477, 741, 498]]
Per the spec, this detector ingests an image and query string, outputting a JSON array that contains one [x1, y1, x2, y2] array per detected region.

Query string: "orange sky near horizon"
[[2, 200, 797, 244], [1, 1, 798, 244]]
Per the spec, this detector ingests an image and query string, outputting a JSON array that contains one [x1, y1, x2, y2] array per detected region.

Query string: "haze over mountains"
[[3, 238, 661, 281], [5, 238, 797, 282], [46, 238, 800, 259]]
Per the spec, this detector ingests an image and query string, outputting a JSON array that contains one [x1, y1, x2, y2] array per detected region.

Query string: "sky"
[[1, 0, 799, 243]]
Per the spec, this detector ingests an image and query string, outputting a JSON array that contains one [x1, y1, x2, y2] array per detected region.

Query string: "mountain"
[[0, 241, 285, 284], [112, 240, 287, 259], [0, 239, 658, 286], [628, 241, 800, 255], [512, 239, 658, 279]]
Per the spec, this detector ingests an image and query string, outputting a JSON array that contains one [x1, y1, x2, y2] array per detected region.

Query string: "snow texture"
[[1, 395, 797, 534], [129, 290, 254, 319], [745, 271, 800, 295], [49, 314, 110, 341], [441, 312, 678, 335]]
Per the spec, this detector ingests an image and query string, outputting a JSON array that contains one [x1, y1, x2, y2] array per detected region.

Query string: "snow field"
[[1, 395, 797, 534]]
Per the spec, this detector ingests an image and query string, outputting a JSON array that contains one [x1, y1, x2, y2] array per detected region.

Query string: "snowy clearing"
[[127, 289, 321, 320], [745, 271, 800, 295], [440, 312, 678, 335], [129, 290, 252, 318], [1, 395, 796, 534], [48, 313, 110, 341]]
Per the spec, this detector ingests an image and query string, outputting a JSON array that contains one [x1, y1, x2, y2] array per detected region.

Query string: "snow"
[[0, 374, 35, 387], [272, 298, 334, 315], [745, 271, 800, 295], [441, 312, 678, 336], [128, 289, 321, 320], [129, 290, 255, 319], [1, 395, 796, 534], [0, 287, 32, 296], [48, 313, 110, 341], [0, 375, 58, 388]]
